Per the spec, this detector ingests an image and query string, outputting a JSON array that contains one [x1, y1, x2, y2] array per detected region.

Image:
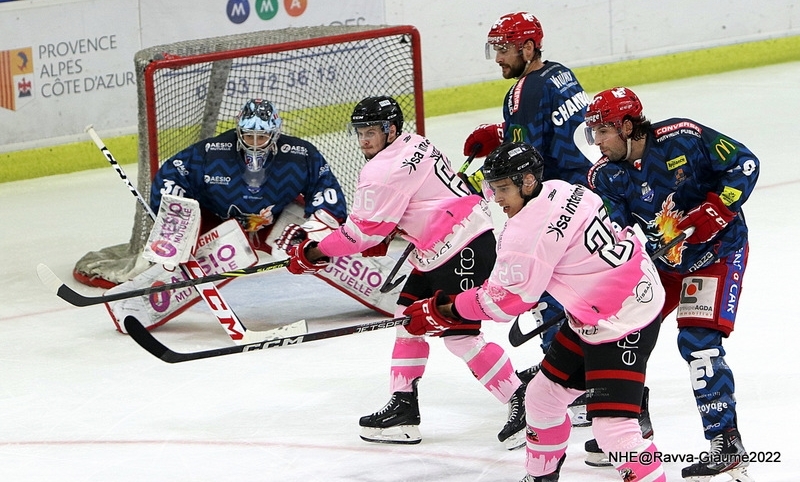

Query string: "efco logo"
[[227, 0, 308, 24]]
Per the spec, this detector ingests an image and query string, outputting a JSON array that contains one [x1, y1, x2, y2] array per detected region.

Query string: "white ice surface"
[[2, 62, 799, 481]]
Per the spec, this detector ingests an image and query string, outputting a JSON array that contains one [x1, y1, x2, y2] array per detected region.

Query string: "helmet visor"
[[485, 41, 517, 60], [347, 121, 390, 138]]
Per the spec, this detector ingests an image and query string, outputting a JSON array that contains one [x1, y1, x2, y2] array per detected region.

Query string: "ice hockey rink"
[[2, 61, 799, 481]]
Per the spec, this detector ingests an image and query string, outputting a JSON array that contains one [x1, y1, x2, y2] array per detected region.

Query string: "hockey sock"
[[390, 331, 430, 393], [678, 327, 738, 439], [443, 334, 520, 403], [593, 416, 666, 480]]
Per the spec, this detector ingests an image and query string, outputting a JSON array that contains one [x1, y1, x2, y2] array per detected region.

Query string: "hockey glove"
[[403, 290, 480, 337], [677, 192, 735, 244], [463, 123, 504, 158], [457, 169, 485, 195], [361, 240, 390, 257], [286, 238, 329, 275]]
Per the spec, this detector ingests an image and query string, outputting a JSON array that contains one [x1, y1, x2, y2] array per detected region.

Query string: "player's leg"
[[522, 322, 585, 480], [359, 271, 431, 444], [673, 244, 754, 481], [587, 316, 665, 481]]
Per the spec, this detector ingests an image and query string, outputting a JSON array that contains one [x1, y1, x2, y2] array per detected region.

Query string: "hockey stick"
[[84, 125, 303, 344], [125, 314, 409, 363], [37, 259, 289, 307], [379, 243, 414, 293], [508, 228, 694, 347]]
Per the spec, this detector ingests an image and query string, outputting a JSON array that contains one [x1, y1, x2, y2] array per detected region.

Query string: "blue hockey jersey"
[[150, 129, 347, 233], [503, 60, 594, 186], [588, 118, 759, 274]]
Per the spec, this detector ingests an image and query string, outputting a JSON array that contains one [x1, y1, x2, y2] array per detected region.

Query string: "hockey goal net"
[[74, 25, 424, 288]]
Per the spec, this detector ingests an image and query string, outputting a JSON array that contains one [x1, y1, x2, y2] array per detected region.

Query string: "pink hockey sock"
[[443, 334, 520, 403], [593, 417, 666, 481], [389, 333, 430, 393], [524, 373, 582, 476]]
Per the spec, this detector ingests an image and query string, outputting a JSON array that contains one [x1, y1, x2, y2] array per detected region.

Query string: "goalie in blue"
[[151, 98, 347, 251]]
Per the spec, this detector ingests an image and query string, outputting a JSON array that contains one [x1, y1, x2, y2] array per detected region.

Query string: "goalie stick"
[[37, 259, 289, 307], [84, 125, 303, 344], [125, 314, 409, 363], [508, 228, 694, 347]]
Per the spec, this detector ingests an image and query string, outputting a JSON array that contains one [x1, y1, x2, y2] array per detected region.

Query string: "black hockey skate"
[[584, 386, 654, 467], [681, 428, 755, 482], [498, 382, 527, 450], [518, 454, 566, 482], [359, 378, 421, 444]]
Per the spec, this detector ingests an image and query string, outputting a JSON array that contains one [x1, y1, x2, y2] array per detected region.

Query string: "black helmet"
[[482, 142, 544, 186], [349, 95, 404, 134]]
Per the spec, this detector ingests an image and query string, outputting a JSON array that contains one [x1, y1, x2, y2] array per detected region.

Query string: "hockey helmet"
[[584, 87, 644, 144], [481, 142, 545, 190], [485, 12, 544, 59], [236, 98, 282, 172], [348, 95, 404, 135]]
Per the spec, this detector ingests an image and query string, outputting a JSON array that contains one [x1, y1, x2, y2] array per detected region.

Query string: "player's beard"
[[501, 59, 526, 79]]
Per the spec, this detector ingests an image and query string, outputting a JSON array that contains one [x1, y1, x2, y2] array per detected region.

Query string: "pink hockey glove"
[[286, 238, 329, 275], [403, 290, 480, 336], [463, 123, 504, 157], [677, 192, 735, 244]]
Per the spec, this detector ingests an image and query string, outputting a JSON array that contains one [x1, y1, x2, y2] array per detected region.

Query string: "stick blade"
[[124, 316, 177, 363], [36, 263, 62, 294]]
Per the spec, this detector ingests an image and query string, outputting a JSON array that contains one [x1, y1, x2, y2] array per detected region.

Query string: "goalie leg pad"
[[105, 219, 257, 333]]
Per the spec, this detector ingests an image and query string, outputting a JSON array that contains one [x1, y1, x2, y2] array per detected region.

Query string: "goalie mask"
[[481, 142, 544, 203], [486, 12, 544, 60], [236, 99, 282, 172]]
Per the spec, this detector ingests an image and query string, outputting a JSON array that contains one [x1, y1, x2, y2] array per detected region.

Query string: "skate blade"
[[502, 429, 526, 451], [584, 451, 611, 467], [683, 465, 755, 482], [359, 425, 421, 445]]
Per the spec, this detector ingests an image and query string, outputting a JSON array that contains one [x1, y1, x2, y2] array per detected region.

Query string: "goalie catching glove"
[[403, 290, 481, 336], [677, 192, 735, 244]]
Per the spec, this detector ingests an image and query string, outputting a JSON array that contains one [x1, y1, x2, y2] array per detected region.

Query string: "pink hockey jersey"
[[318, 133, 494, 271], [454, 180, 665, 344]]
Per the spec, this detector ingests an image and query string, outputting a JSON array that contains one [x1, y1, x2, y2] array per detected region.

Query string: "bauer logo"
[[0, 47, 35, 112], [227, 0, 250, 24]]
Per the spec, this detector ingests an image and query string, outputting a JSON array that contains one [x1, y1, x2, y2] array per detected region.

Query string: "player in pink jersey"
[[281, 96, 528, 449], [404, 142, 667, 482]]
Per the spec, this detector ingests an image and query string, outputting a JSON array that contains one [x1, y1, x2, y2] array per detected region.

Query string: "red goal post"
[[74, 25, 424, 287]]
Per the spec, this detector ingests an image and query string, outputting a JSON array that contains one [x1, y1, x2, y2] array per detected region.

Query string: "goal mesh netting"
[[74, 25, 424, 287]]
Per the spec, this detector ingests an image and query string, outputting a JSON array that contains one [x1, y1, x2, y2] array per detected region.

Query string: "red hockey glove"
[[275, 210, 341, 252], [677, 192, 735, 244], [403, 290, 480, 336], [286, 238, 329, 275], [463, 123, 504, 157], [361, 240, 389, 257]]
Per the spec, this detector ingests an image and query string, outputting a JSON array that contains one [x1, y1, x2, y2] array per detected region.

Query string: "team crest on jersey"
[[280, 144, 309, 156]]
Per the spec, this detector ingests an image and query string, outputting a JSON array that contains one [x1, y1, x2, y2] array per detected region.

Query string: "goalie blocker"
[[106, 201, 409, 333]]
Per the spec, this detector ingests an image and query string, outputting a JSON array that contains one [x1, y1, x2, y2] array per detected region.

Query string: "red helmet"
[[487, 12, 544, 51], [585, 87, 644, 129]]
